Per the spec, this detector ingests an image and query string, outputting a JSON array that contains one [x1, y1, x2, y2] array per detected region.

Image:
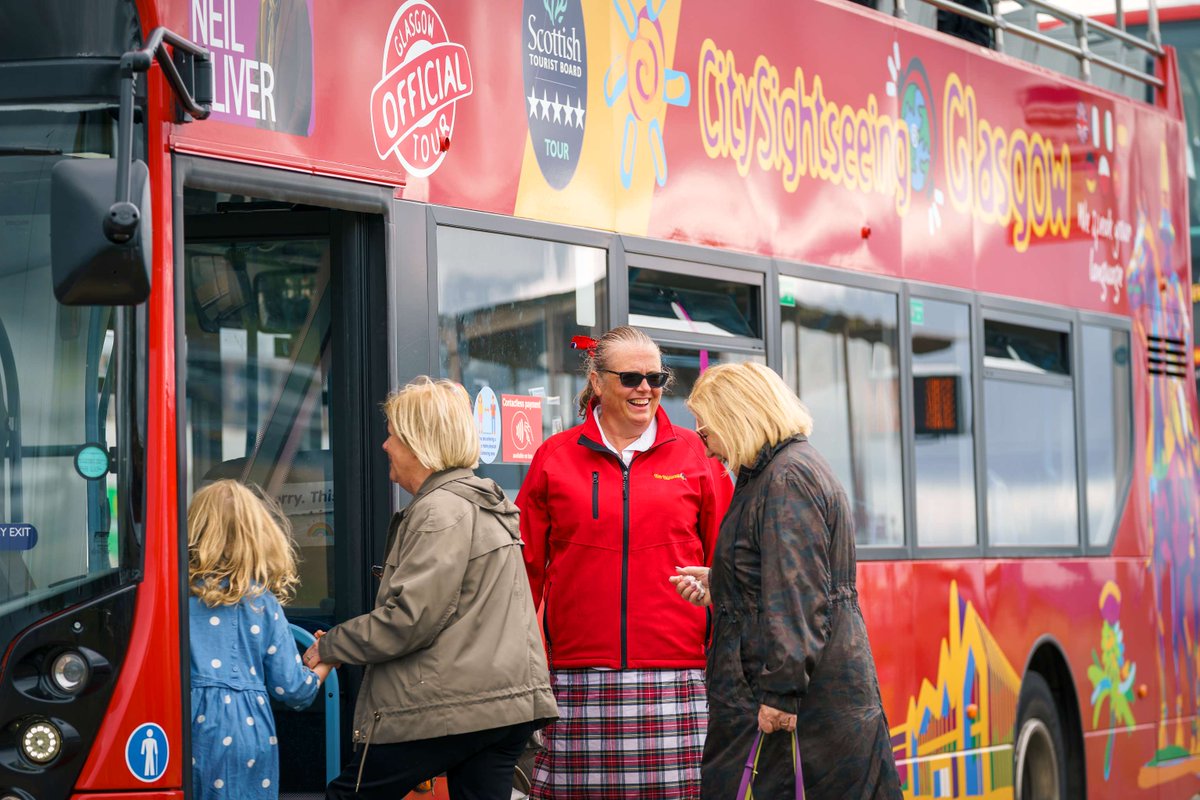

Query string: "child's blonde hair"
[[187, 479, 299, 607]]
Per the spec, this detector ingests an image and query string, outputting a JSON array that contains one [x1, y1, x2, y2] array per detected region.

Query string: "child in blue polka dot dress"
[[187, 479, 332, 800]]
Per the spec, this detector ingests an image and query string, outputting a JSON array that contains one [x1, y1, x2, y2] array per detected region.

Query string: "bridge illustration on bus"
[[1, 0, 1199, 798]]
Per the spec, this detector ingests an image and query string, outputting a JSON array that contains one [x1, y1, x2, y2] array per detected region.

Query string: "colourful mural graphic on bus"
[[890, 582, 1018, 799], [1127, 142, 1200, 790], [604, 0, 691, 189], [885, 43, 945, 234], [1087, 580, 1137, 781]]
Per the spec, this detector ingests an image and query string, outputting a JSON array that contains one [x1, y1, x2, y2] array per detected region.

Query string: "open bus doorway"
[[180, 185, 389, 797]]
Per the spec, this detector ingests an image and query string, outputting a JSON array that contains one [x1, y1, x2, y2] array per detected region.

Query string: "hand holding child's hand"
[[303, 631, 340, 682], [303, 638, 322, 669]]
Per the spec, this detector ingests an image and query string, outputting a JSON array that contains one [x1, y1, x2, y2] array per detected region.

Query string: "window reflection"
[[436, 227, 606, 497], [629, 267, 761, 338], [912, 299, 976, 547], [183, 195, 335, 619], [1082, 326, 1132, 547], [657, 346, 764, 433], [984, 320, 1070, 375], [780, 278, 903, 546], [984, 379, 1078, 546]]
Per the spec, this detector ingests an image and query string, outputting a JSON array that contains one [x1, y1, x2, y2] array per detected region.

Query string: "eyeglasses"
[[602, 369, 670, 389], [696, 426, 709, 445]]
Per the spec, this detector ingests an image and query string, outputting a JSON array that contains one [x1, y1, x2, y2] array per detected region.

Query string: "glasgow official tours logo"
[[371, 0, 474, 177]]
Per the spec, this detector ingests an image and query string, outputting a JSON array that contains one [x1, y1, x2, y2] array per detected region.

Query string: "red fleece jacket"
[[517, 404, 732, 669]]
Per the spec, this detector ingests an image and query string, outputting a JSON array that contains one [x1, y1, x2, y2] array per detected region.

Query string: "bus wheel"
[[1015, 672, 1066, 800]]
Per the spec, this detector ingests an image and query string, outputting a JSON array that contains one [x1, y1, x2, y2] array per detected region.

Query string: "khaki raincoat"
[[319, 469, 558, 746]]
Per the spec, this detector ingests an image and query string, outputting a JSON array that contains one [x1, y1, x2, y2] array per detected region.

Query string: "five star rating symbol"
[[527, 88, 585, 128]]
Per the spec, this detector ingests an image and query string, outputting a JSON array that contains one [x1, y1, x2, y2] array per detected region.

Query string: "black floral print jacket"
[[702, 435, 900, 799]]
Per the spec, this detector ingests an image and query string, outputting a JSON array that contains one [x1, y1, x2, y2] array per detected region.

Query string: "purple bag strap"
[[735, 730, 805, 800]]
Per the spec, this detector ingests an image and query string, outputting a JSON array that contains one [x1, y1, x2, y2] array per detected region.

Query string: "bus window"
[[0, 103, 144, 655], [183, 191, 336, 620], [779, 277, 903, 547], [657, 346, 765, 432], [1081, 325, 1132, 547], [983, 318, 1078, 547], [436, 226, 607, 497], [629, 267, 761, 338], [911, 298, 977, 548]]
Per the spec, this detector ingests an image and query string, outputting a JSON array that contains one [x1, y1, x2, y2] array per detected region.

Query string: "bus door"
[[180, 183, 389, 796]]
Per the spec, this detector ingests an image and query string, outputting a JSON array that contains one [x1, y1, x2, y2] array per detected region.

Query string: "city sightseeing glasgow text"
[[698, 41, 1072, 252]]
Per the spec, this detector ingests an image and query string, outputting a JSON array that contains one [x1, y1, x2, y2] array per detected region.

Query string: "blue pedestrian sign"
[[125, 722, 169, 783]]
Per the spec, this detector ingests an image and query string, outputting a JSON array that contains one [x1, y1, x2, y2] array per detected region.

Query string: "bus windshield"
[[0, 105, 142, 648]]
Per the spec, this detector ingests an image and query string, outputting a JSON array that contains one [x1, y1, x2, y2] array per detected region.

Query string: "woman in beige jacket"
[[309, 377, 558, 800]]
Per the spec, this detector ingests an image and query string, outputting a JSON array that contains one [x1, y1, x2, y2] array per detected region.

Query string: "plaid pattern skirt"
[[530, 668, 707, 799]]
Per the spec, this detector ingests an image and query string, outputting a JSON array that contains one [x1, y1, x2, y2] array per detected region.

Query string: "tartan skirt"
[[529, 668, 707, 799]]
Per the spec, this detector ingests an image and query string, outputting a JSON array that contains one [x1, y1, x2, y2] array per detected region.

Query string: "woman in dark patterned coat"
[[671, 362, 901, 800]]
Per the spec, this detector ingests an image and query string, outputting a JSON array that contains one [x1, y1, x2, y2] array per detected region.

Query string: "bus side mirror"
[[51, 158, 151, 305]]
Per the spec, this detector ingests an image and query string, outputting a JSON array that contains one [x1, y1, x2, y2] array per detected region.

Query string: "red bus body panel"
[[74, 0, 1197, 797], [71, 4, 185, 790]]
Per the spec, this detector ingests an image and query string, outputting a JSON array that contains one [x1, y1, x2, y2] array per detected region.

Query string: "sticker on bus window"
[[475, 387, 501, 464], [502, 394, 544, 463], [125, 723, 169, 783], [0, 524, 37, 551], [910, 299, 925, 326], [779, 276, 797, 307], [74, 443, 110, 480]]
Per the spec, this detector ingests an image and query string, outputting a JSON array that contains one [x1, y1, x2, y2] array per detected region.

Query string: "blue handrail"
[[291, 625, 341, 784]]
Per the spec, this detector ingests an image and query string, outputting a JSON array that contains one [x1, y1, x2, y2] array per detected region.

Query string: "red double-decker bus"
[[1, 0, 1197, 798]]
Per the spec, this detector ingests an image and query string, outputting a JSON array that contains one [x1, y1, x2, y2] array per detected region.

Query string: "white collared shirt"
[[594, 407, 658, 466]]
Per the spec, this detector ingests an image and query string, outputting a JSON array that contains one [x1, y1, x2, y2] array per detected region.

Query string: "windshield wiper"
[[0, 146, 63, 156]]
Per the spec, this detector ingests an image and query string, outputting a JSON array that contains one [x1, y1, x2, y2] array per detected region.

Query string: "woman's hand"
[[758, 704, 797, 734], [303, 630, 339, 671], [303, 639, 322, 668], [669, 566, 712, 607]]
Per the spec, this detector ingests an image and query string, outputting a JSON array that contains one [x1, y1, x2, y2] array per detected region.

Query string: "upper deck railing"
[[885, 0, 1166, 100]]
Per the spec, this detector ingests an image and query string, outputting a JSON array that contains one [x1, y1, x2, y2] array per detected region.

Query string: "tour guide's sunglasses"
[[602, 369, 671, 389]]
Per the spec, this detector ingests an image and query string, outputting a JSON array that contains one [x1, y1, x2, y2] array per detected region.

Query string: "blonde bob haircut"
[[188, 479, 300, 607], [687, 362, 813, 471], [383, 376, 480, 471]]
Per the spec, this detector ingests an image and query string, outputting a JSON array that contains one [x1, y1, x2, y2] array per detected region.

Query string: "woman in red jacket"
[[517, 326, 732, 799]]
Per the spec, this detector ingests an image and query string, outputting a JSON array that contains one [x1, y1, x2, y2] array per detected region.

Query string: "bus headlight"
[[50, 650, 89, 695], [20, 718, 63, 764]]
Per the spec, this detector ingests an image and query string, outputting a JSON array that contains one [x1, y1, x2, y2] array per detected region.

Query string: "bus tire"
[[1015, 672, 1067, 800]]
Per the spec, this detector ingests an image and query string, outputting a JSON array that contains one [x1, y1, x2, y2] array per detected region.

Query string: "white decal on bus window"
[[475, 387, 501, 464]]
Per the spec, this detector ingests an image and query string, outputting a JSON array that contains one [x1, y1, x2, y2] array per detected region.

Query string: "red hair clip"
[[570, 335, 598, 355]]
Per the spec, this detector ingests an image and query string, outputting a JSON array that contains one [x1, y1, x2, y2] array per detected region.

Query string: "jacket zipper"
[[355, 710, 381, 792], [620, 463, 630, 669], [542, 581, 553, 668], [592, 471, 599, 519], [578, 434, 653, 671]]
